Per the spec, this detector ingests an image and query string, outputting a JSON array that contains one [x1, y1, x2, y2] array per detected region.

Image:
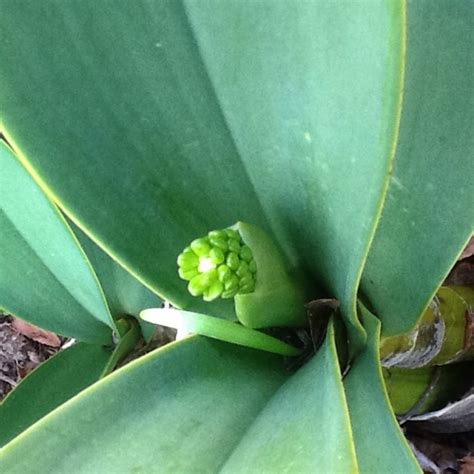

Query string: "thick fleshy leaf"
[[0, 338, 289, 472], [360, 1, 474, 336], [0, 343, 112, 447], [344, 306, 421, 473], [0, 142, 113, 344], [183, 1, 405, 350], [383, 363, 473, 417], [0, 1, 407, 349], [379, 286, 474, 368], [72, 224, 161, 340], [0, 327, 358, 472], [219, 321, 357, 473]]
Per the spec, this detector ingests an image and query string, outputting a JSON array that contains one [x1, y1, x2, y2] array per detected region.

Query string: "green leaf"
[[0, 342, 112, 447], [219, 320, 357, 473], [234, 221, 306, 328], [379, 286, 474, 368], [100, 317, 142, 376], [383, 363, 473, 417], [140, 308, 302, 356], [182, 1, 406, 351], [0, 2, 407, 350], [72, 223, 162, 341], [383, 366, 434, 416], [360, 1, 474, 337], [0, 142, 114, 344], [0, 338, 289, 472], [0, 325, 359, 472], [344, 305, 421, 473]]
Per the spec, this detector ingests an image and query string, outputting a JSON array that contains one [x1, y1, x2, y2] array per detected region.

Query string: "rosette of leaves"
[[0, 2, 472, 473]]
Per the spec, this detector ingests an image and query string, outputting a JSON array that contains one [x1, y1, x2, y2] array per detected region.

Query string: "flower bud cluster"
[[177, 228, 257, 301]]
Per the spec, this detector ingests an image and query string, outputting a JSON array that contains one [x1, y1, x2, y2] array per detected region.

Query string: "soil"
[[0, 313, 61, 400], [405, 427, 474, 474]]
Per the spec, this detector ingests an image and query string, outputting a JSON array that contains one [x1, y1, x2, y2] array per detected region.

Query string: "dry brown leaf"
[[408, 390, 474, 433], [11, 318, 61, 347], [446, 260, 474, 287], [459, 236, 474, 261], [460, 455, 474, 474]]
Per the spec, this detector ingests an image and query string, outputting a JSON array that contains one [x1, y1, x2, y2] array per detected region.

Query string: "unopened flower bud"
[[177, 226, 257, 301]]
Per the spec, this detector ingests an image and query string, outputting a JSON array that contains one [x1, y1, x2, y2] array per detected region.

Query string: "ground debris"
[[407, 389, 474, 434], [459, 236, 474, 261], [460, 455, 474, 474], [10, 317, 61, 347], [446, 256, 474, 287], [0, 313, 61, 400], [117, 323, 176, 369], [406, 427, 474, 474]]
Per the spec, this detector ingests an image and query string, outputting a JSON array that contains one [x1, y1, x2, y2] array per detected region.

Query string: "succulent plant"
[[177, 227, 257, 301], [0, 2, 471, 473]]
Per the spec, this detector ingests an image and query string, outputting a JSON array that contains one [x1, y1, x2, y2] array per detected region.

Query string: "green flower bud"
[[239, 274, 254, 289], [188, 278, 204, 297], [190, 237, 211, 257], [225, 229, 240, 241], [217, 264, 232, 283], [226, 252, 240, 270], [236, 261, 249, 278], [177, 252, 199, 270], [222, 287, 239, 299], [208, 230, 227, 240], [209, 237, 228, 252], [203, 281, 224, 302], [178, 268, 199, 280], [224, 274, 240, 292], [239, 283, 255, 294], [179, 222, 307, 328], [228, 239, 241, 253], [177, 225, 257, 302], [188, 269, 218, 296], [240, 245, 253, 262], [209, 247, 225, 265]]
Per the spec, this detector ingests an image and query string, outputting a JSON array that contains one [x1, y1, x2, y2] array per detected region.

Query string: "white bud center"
[[198, 257, 216, 273]]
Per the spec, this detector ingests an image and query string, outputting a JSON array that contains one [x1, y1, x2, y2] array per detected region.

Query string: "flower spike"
[[177, 227, 257, 302], [177, 222, 307, 329]]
